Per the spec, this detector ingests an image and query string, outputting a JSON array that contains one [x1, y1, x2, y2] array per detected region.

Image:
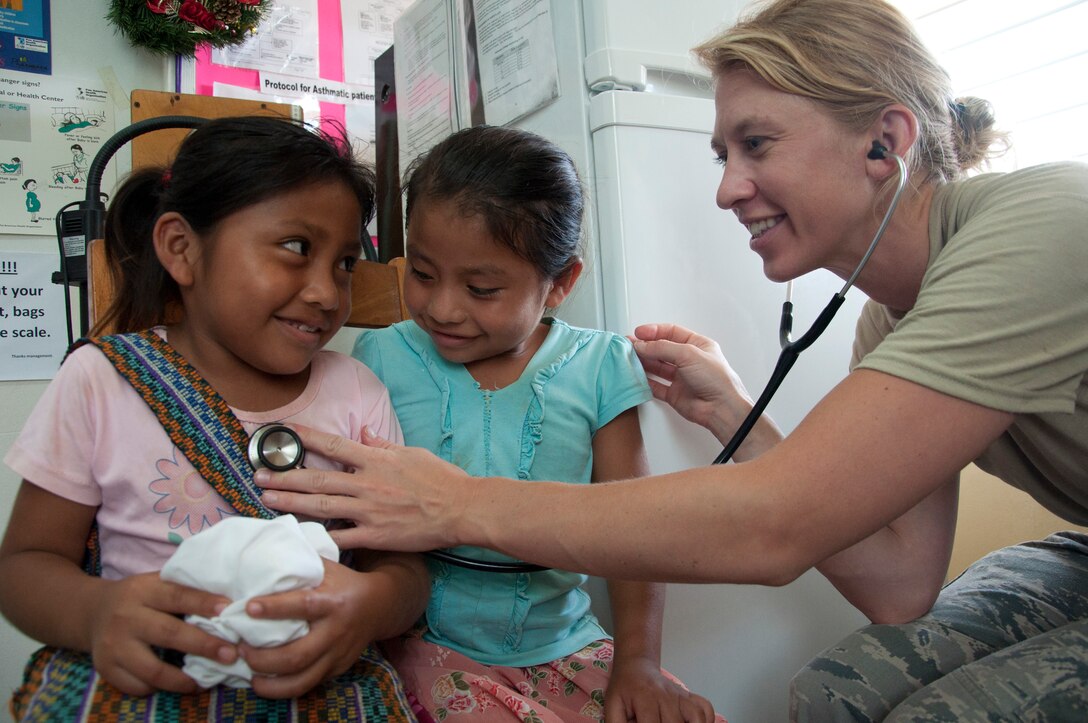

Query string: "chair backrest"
[[87, 238, 407, 335]]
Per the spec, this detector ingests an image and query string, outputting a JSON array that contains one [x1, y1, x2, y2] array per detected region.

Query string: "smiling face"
[[166, 179, 363, 406], [711, 68, 879, 283], [403, 198, 575, 380]]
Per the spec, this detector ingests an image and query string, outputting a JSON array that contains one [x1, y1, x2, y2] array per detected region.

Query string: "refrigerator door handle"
[[584, 48, 710, 93]]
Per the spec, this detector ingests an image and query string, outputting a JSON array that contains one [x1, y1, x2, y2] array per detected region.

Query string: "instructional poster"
[[0, 251, 68, 380], [472, 0, 558, 127], [0, 74, 115, 236]]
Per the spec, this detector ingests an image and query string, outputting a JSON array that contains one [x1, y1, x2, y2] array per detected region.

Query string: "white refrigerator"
[[394, 1, 870, 719]]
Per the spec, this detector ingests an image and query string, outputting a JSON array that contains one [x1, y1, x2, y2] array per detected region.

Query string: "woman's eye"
[[744, 136, 765, 152], [469, 285, 500, 297], [282, 239, 309, 255], [712, 154, 727, 167], [410, 267, 433, 281]]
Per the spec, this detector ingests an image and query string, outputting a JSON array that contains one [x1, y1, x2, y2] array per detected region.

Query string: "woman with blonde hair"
[[250, 0, 1088, 719]]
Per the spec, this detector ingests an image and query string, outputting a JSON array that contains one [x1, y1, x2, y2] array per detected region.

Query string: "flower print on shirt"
[[149, 447, 236, 538]]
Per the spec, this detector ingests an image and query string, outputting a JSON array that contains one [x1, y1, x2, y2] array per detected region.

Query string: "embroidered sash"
[[86, 330, 273, 520]]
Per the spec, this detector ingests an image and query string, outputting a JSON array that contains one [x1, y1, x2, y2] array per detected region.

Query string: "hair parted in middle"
[[403, 124, 584, 281]]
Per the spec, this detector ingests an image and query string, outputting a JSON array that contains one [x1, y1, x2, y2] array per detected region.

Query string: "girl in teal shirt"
[[354, 126, 722, 722]]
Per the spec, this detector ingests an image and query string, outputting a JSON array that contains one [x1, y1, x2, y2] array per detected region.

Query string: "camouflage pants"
[[790, 531, 1088, 722]]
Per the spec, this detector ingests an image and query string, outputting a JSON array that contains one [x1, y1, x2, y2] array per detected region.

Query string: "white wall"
[[0, 4, 170, 718]]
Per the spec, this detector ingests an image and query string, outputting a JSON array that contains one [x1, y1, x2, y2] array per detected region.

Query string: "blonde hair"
[[693, 0, 1007, 183]]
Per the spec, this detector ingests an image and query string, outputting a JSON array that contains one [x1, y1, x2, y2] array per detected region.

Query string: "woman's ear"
[[545, 258, 584, 309], [153, 212, 200, 288], [866, 104, 918, 177]]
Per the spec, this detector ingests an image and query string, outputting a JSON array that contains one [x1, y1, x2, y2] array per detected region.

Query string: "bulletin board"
[[194, 0, 347, 129], [190, 0, 411, 160]]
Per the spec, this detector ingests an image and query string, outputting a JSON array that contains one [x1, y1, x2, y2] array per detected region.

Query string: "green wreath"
[[107, 0, 269, 57]]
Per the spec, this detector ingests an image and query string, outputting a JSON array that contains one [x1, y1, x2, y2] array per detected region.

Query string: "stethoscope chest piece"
[[248, 423, 306, 471]]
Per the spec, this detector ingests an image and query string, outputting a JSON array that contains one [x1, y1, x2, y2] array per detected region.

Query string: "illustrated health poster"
[[0, 74, 115, 235]]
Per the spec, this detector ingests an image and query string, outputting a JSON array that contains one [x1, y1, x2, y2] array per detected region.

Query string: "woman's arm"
[[0, 481, 234, 695], [637, 322, 963, 621], [255, 368, 1012, 597], [636, 323, 962, 622], [593, 409, 717, 721], [816, 475, 959, 623]]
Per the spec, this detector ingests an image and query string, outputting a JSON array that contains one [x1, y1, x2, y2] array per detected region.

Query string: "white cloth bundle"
[[159, 514, 339, 688]]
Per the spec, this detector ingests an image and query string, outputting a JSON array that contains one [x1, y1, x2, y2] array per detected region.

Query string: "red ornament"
[[178, 0, 224, 31], [145, 0, 176, 13], [236, 0, 262, 5]]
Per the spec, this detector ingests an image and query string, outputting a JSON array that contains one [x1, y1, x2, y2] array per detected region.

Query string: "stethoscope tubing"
[[713, 151, 908, 465], [713, 294, 846, 464]]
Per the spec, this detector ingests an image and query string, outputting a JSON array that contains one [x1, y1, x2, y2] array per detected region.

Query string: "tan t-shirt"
[[852, 162, 1088, 524]]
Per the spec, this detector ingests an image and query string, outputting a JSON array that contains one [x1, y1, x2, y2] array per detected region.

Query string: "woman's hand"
[[241, 554, 429, 699], [89, 573, 236, 696], [604, 657, 717, 723], [631, 323, 782, 458], [253, 425, 473, 552]]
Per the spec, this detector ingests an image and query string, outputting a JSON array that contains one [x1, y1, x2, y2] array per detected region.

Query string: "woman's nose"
[[716, 163, 756, 211]]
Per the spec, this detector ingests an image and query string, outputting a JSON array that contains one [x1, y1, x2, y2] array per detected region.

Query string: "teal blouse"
[[354, 318, 651, 666]]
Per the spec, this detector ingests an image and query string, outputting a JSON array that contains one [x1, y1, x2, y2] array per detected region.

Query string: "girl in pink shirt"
[[0, 116, 427, 721]]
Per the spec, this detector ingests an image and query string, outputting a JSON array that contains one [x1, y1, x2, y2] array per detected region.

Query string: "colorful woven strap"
[[12, 645, 414, 722], [81, 330, 274, 520]]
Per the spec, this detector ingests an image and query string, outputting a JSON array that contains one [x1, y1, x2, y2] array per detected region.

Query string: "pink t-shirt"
[[4, 332, 402, 580]]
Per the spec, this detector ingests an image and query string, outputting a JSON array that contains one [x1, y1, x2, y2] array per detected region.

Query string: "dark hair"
[[21, 178, 35, 189], [98, 115, 376, 334], [403, 125, 583, 280]]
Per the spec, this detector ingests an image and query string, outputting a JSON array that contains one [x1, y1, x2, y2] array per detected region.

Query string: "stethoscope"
[[712, 141, 909, 464], [248, 423, 547, 573]]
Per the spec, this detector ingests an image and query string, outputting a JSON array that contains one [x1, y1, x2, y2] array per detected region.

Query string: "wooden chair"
[[87, 238, 407, 335]]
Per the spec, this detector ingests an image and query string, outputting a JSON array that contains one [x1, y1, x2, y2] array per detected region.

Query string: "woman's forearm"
[[709, 408, 785, 463], [816, 476, 959, 623], [453, 376, 1006, 585], [259, 374, 1012, 587]]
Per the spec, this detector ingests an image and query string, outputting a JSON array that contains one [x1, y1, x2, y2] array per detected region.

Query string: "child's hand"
[[90, 571, 235, 695], [239, 560, 382, 699], [604, 657, 718, 723]]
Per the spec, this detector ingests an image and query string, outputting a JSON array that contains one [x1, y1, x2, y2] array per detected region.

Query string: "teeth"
[[290, 321, 320, 333], [747, 216, 782, 237]]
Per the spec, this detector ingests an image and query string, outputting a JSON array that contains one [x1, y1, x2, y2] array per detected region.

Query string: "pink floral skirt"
[[382, 631, 726, 722]]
